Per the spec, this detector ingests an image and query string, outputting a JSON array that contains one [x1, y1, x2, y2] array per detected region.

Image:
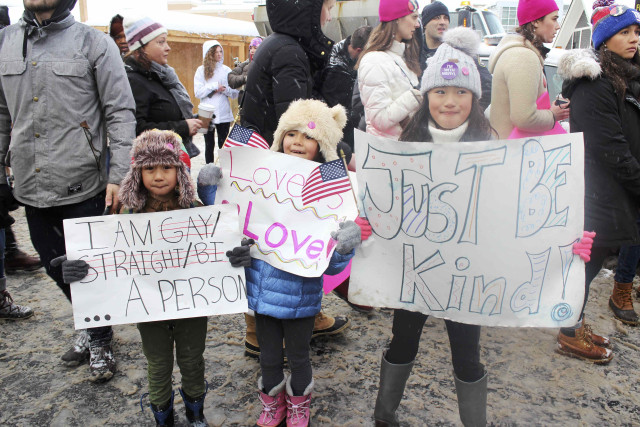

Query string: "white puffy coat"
[[358, 40, 421, 140], [194, 40, 239, 124]]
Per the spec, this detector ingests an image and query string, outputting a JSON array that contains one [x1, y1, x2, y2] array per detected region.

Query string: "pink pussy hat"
[[517, 0, 559, 26], [379, 0, 419, 23]]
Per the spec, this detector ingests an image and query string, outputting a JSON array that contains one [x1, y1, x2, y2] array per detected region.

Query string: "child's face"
[[427, 87, 473, 130], [282, 130, 320, 161], [141, 165, 178, 200]]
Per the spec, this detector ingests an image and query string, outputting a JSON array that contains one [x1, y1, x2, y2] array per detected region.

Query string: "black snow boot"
[[454, 371, 487, 427], [142, 391, 174, 427], [179, 385, 208, 427]]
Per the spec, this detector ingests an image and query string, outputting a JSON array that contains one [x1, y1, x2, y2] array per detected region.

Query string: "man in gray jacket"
[[0, 0, 136, 382]]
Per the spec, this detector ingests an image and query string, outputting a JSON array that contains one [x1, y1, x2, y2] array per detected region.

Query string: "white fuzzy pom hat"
[[272, 99, 347, 163], [421, 27, 482, 99]]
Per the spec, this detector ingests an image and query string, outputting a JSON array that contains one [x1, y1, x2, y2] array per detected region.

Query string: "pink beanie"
[[379, 0, 419, 23], [517, 0, 559, 26]]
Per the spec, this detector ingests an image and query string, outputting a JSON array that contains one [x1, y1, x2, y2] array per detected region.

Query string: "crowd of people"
[[1, 0, 640, 425]]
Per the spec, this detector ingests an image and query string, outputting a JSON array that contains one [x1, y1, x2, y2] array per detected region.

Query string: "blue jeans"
[[614, 245, 640, 283]]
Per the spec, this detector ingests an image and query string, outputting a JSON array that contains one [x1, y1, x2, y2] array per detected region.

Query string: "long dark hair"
[[515, 22, 547, 59], [597, 46, 640, 99], [125, 46, 152, 70], [400, 94, 494, 142], [355, 20, 422, 76]]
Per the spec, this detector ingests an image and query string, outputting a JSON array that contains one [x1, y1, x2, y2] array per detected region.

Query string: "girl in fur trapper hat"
[[118, 130, 210, 426], [119, 130, 196, 212]]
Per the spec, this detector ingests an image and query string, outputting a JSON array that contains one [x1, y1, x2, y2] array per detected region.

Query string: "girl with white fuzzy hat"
[[199, 99, 371, 427]]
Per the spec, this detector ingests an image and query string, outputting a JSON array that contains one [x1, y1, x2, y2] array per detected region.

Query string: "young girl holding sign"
[[372, 27, 592, 427], [201, 99, 371, 427], [55, 130, 219, 427]]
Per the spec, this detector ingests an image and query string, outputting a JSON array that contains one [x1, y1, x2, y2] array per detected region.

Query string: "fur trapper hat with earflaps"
[[271, 99, 347, 163], [119, 130, 196, 211]]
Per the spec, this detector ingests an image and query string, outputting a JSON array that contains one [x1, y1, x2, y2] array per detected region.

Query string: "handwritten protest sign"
[[217, 147, 358, 277], [64, 205, 246, 329], [349, 131, 585, 328]]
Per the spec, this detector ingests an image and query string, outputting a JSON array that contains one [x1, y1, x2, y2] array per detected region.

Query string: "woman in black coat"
[[557, 4, 640, 363], [123, 17, 202, 157]]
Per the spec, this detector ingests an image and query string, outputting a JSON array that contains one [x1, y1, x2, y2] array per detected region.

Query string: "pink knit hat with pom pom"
[[517, 0, 559, 26]]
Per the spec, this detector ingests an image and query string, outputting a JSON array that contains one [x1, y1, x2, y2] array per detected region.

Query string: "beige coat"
[[488, 34, 555, 139]]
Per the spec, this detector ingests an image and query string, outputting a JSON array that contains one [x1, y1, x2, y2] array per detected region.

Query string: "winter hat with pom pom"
[[119, 130, 196, 211], [591, 3, 640, 49], [421, 27, 482, 98], [517, 0, 558, 26], [272, 99, 347, 163]]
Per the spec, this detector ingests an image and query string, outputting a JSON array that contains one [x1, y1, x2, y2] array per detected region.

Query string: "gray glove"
[[50, 255, 90, 283], [330, 221, 362, 255], [197, 164, 223, 187], [226, 238, 254, 268]]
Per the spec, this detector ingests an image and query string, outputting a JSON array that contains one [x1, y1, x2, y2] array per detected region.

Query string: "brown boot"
[[4, 249, 42, 274], [244, 313, 260, 358], [312, 311, 350, 338], [609, 281, 640, 326], [582, 320, 610, 348], [556, 326, 613, 364]]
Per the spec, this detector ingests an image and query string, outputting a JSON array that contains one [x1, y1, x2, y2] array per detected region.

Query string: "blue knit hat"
[[591, 4, 640, 49]]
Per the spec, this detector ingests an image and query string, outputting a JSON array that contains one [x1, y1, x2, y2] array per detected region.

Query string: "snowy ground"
[[2, 135, 640, 426]]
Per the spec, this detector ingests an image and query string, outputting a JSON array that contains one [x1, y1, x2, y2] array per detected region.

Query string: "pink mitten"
[[573, 231, 596, 262], [355, 217, 372, 241]]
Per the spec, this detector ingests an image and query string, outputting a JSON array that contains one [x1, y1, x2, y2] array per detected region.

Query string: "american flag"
[[223, 125, 270, 150], [301, 159, 352, 205]]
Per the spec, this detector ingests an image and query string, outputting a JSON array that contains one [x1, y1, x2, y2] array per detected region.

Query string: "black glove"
[[0, 184, 14, 227], [50, 255, 90, 283], [226, 238, 254, 268]]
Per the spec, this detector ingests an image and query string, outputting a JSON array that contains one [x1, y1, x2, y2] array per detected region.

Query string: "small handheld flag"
[[223, 124, 270, 150], [301, 159, 351, 205]]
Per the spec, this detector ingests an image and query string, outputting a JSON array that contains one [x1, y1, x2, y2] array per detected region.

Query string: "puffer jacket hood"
[[202, 39, 223, 60], [267, 0, 334, 63], [488, 33, 543, 74], [22, 0, 77, 26]]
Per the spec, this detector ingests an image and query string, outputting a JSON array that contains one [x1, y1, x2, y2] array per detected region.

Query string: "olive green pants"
[[137, 316, 208, 405]]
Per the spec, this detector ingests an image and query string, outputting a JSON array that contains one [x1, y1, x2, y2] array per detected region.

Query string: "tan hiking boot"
[[609, 281, 640, 326], [244, 313, 260, 358], [312, 311, 350, 338], [556, 326, 613, 364]]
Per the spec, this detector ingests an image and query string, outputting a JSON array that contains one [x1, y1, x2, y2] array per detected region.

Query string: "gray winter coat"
[[0, 14, 136, 208]]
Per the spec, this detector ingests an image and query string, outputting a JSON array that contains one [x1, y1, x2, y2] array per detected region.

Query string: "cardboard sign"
[[216, 147, 358, 277], [64, 205, 246, 328], [349, 131, 586, 328]]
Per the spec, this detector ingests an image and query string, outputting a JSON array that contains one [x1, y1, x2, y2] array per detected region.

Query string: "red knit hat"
[[379, 0, 419, 23], [517, 0, 559, 26]]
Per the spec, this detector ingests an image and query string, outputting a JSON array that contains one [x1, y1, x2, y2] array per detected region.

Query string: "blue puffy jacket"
[[246, 251, 353, 319], [198, 182, 354, 319]]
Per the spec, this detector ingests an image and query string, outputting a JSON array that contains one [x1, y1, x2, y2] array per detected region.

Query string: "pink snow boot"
[[257, 377, 287, 427], [285, 377, 314, 427]]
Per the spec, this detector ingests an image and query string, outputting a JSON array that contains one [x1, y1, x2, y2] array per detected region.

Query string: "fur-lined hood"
[[271, 99, 346, 163], [119, 130, 196, 211], [557, 49, 601, 83]]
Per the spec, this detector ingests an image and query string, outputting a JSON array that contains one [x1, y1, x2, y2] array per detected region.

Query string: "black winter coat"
[[241, 0, 333, 145], [561, 50, 640, 247], [316, 36, 358, 149], [125, 57, 190, 143]]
